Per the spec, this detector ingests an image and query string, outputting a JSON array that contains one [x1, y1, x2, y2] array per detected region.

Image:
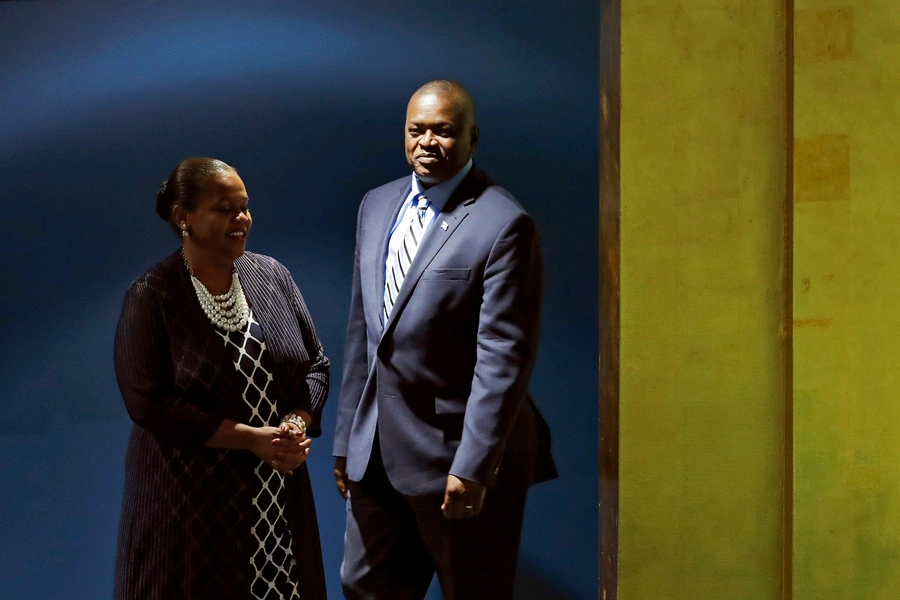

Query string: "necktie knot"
[[415, 194, 429, 218]]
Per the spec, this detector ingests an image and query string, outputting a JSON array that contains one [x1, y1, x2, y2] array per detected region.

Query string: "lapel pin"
[[440, 221, 449, 231]]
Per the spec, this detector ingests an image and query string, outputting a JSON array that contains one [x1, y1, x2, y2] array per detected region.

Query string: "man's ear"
[[470, 124, 480, 151]]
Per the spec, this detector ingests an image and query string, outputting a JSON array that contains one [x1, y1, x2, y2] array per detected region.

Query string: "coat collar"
[[372, 179, 413, 330], [378, 168, 491, 340]]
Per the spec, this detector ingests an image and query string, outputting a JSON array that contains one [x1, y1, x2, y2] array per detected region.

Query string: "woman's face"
[[183, 169, 252, 262]]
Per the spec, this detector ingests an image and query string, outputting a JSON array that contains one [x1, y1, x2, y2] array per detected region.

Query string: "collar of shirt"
[[387, 158, 474, 239], [409, 158, 473, 212], [383, 160, 474, 288]]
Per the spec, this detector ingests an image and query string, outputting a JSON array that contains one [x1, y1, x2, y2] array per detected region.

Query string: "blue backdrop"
[[0, 1, 598, 598]]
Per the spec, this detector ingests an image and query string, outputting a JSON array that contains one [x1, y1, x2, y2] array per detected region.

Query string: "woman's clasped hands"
[[251, 424, 311, 475]]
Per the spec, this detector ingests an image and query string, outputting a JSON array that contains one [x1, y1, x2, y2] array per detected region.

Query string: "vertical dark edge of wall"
[[783, 0, 794, 598], [599, 0, 621, 597]]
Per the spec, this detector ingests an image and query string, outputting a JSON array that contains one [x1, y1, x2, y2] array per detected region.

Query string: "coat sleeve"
[[113, 279, 224, 445], [333, 193, 371, 457], [279, 264, 330, 438], [449, 213, 543, 485]]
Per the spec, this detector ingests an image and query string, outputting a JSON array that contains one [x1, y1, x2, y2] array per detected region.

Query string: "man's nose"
[[420, 130, 437, 146]]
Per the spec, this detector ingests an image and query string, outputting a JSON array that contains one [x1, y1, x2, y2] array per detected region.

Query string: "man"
[[333, 80, 557, 600]]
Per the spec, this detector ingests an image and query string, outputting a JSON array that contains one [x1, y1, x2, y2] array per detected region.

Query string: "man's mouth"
[[228, 231, 247, 238]]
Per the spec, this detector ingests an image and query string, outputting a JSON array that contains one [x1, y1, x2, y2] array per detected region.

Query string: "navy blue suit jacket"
[[333, 168, 557, 496]]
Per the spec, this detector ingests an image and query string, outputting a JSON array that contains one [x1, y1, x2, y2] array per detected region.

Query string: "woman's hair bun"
[[155, 180, 171, 222]]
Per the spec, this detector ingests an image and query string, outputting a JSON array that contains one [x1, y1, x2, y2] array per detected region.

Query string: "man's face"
[[404, 92, 478, 187]]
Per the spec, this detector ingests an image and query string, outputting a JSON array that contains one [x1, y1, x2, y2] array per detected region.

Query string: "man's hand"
[[334, 456, 350, 499], [441, 474, 486, 519]]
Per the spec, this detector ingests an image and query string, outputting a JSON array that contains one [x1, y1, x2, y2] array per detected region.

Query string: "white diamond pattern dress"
[[217, 310, 301, 600]]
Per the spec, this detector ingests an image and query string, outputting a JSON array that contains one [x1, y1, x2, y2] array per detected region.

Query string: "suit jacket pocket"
[[421, 268, 471, 281], [434, 395, 467, 416]]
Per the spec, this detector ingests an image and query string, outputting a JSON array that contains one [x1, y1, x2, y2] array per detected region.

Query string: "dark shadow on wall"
[[515, 559, 583, 600]]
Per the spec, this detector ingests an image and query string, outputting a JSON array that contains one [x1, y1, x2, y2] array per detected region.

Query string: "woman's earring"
[[181, 225, 189, 238]]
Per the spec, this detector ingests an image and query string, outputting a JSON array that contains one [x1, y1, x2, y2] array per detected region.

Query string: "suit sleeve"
[[333, 193, 371, 457], [450, 213, 543, 485], [113, 280, 224, 445], [280, 264, 330, 438]]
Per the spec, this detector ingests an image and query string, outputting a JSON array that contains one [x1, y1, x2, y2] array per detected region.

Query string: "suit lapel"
[[379, 169, 489, 339], [370, 182, 412, 329]]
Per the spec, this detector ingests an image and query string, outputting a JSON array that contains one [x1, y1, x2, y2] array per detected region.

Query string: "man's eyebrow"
[[408, 121, 454, 127]]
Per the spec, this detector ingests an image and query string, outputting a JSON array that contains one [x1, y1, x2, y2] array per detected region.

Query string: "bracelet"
[[280, 413, 307, 434]]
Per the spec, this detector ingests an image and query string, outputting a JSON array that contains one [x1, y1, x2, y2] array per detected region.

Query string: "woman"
[[113, 157, 328, 599]]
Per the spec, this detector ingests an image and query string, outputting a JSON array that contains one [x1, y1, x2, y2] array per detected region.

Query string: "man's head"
[[404, 80, 479, 187]]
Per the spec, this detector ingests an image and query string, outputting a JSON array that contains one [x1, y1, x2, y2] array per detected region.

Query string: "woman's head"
[[156, 157, 235, 233], [157, 157, 252, 262]]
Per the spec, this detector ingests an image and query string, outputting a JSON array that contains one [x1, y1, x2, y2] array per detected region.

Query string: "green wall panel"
[[793, 3, 900, 597], [619, 1, 787, 598]]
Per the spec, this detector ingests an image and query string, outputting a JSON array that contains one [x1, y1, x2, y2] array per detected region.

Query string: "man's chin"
[[414, 166, 449, 186]]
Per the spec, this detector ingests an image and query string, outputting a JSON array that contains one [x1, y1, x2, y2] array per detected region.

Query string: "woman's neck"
[[182, 246, 235, 295]]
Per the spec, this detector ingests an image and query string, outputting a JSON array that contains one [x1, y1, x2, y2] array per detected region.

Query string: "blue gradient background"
[[0, 1, 598, 598]]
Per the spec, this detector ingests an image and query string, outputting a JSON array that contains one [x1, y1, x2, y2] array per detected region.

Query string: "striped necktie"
[[383, 193, 429, 323]]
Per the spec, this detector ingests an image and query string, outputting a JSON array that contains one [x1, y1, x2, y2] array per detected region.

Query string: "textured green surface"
[[793, 2, 900, 598], [619, 2, 787, 598]]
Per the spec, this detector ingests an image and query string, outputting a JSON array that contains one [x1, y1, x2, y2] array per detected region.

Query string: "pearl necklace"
[[183, 253, 250, 332]]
